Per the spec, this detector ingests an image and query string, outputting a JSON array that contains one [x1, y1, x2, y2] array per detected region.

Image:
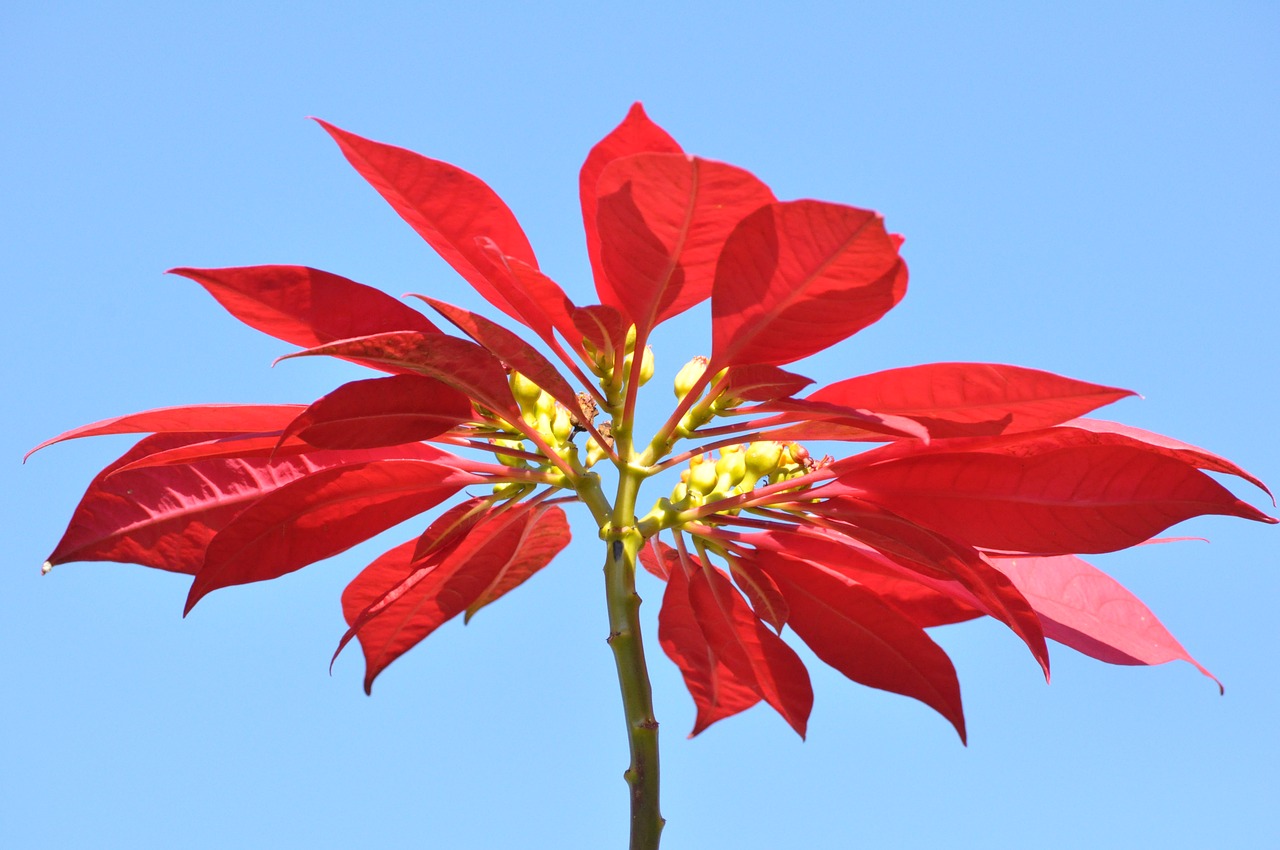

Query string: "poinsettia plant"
[[32, 104, 1274, 850]]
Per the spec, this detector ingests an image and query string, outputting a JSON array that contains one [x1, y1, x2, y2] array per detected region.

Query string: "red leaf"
[[170, 266, 440, 367], [341, 504, 569, 693], [475, 241, 584, 353], [281, 374, 473, 450], [990, 554, 1221, 690], [595, 153, 774, 333], [313, 120, 541, 326], [571, 304, 627, 362], [279, 332, 519, 419], [751, 397, 931, 442], [743, 524, 1043, 673], [657, 550, 763, 736], [111, 432, 456, 474], [464, 506, 571, 622], [754, 550, 967, 743], [801, 500, 1048, 676], [845, 444, 1276, 554], [1063, 418, 1273, 501], [45, 434, 424, 574], [742, 416, 903, 445], [411, 496, 494, 563], [720, 364, 813, 404], [638, 538, 672, 580], [580, 103, 683, 305], [726, 553, 790, 632], [26, 404, 305, 461], [686, 559, 813, 737], [808, 363, 1136, 438], [710, 200, 906, 368], [186, 459, 480, 613], [415, 296, 589, 421]]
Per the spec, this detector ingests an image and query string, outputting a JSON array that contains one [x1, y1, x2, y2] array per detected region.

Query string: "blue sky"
[[4, 3, 1277, 848]]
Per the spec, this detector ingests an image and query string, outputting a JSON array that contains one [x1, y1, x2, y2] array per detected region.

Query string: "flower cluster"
[[33, 104, 1273, 745]]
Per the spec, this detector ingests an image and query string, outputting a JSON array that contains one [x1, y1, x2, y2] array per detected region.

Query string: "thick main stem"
[[580, 426, 663, 849], [604, 525, 663, 849]]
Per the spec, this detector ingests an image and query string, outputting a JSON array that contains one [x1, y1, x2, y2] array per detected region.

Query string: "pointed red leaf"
[[743, 523, 1044, 674], [341, 503, 565, 692], [464, 506, 571, 621], [26, 404, 305, 461], [809, 363, 1136, 438], [581, 103, 683, 304], [410, 496, 494, 563], [686, 560, 813, 737], [170, 266, 440, 364], [751, 397, 931, 442], [475, 241, 584, 352], [45, 434, 430, 574], [571, 304, 627, 363], [278, 332, 519, 419], [186, 460, 481, 612], [801, 500, 1048, 677], [710, 200, 906, 368], [990, 553, 1221, 690], [111, 431, 456, 474], [313, 120, 541, 327], [415, 296, 589, 421], [657, 550, 763, 736], [1063, 418, 1273, 500], [638, 538, 672, 580], [736, 528, 982, 628], [281, 374, 473, 451], [845, 444, 1276, 554], [754, 549, 967, 743], [726, 553, 789, 632], [742, 416, 901, 445], [721, 365, 813, 404], [595, 153, 774, 332]]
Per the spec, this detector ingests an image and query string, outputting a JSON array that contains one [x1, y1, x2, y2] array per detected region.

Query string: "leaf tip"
[[40, 561, 53, 576]]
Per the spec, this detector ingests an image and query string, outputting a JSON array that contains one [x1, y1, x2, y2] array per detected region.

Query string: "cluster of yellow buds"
[[490, 371, 580, 497], [665, 440, 815, 512], [492, 372, 620, 497], [671, 355, 747, 437], [584, 324, 654, 399]]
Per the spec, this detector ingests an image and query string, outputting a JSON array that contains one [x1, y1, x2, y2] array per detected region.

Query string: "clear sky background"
[[4, 3, 1277, 848]]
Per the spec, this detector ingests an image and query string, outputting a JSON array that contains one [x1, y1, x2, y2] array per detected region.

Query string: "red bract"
[[33, 103, 1273, 849]]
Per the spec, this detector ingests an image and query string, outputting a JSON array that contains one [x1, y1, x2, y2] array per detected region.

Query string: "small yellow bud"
[[586, 437, 608, 468], [673, 356, 709, 400], [509, 372, 542, 414], [637, 345, 654, 386], [714, 448, 748, 488], [492, 481, 523, 499], [688, 457, 720, 495], [744, 441, 783, 479], [493, 437, 527, 468], [550, 404, 574, 444]]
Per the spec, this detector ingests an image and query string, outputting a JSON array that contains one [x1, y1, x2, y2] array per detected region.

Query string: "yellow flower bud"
[[715, 447, 748, 488], [551, 403, 574, 444], [493, 437, 527, 468], [509, 371, 542, 414], [688, 457, 720, 495], [673, 356, 709, 400], [637, 345, 654, 386], [586, 436, 609, 468], [744, 441, 783, 479]]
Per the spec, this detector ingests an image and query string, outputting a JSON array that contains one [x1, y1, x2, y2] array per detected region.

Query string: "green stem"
[[580, 456, 664, 849]]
